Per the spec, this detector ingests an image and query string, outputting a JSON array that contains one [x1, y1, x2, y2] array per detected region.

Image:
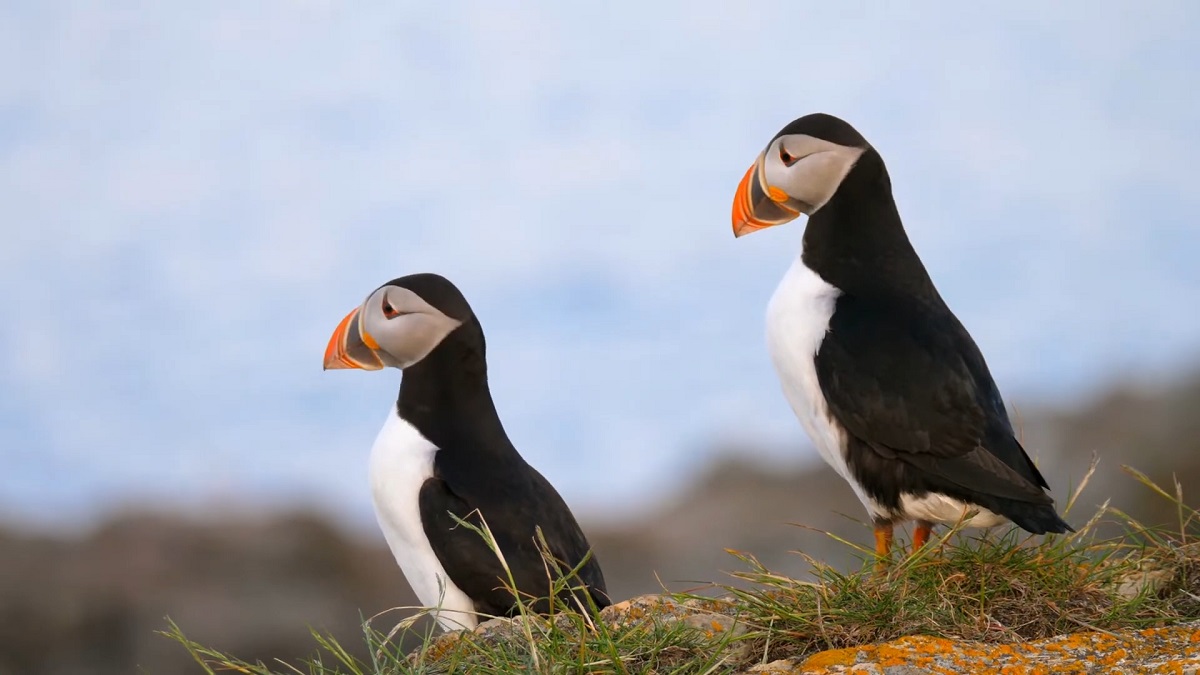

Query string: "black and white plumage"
[[324, 273, 609, 629], [731, 113, 1072, 559]]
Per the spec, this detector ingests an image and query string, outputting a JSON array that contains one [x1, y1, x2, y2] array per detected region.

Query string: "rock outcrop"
[[416, 594, 1200, 674], [746, 624, 1200, 674]]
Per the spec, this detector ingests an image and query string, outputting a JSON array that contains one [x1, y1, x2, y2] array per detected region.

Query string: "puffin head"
[[732, 113, 870, 238], [323, 273, 473, 371]]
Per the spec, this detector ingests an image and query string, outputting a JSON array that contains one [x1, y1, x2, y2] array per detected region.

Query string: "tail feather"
[[1003, 502, 1073, 535]]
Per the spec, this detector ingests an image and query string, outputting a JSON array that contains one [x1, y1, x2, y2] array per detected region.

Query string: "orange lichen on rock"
[[798, 647, 860, 668], [791, 621, 1200, 674]]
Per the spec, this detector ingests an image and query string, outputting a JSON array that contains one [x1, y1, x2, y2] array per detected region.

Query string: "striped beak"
[[731, 152, 802, 238], [323, 307, 385, 371]]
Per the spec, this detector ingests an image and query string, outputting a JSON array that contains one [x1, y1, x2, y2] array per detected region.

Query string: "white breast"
[[765, 256, 882, 518], [368, 408, 479, 631]]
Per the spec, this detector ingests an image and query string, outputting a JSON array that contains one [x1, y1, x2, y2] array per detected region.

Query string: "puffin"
[[730, 113, 1072, 563], [323, 273, 609, 629]]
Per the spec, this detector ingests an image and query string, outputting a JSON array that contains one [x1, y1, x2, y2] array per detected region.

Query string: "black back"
[[388, 273, 610, 615]]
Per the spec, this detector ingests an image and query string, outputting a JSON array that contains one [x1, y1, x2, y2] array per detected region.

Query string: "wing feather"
[[815, 293, 1049, 504]]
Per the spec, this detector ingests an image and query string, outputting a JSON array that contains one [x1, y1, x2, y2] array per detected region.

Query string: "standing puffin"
[[323, 273, 609, 629], [730, 113, 1071, 562]]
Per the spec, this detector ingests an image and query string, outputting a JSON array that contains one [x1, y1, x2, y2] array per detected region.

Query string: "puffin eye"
[[779, 147, 800, 167], [382, 300, 400, 319]]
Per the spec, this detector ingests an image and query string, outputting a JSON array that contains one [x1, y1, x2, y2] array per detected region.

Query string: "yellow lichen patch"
[[412, 630, 465, 665], [871, 635, 959, 668], [793, 623, 1200, 674], [799, 646, 860, 668], [684, 597, 735, 614]]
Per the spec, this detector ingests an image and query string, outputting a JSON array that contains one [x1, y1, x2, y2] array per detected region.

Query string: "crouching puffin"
[[323, 273, 609, 629], [730, 113, 1071, 563]]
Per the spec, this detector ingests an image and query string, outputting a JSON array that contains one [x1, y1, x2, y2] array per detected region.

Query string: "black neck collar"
[[395, 320, 512, 455], [801, 149, 941, 303]]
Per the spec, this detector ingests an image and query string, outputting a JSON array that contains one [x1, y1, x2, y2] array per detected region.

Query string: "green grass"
[[161, 464, 1200, 674]]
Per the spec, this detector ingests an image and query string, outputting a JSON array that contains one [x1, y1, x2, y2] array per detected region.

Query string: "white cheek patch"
[[385, 312, 463, 368], [763, 135, 865, 214], [364, 287, 464, 369]]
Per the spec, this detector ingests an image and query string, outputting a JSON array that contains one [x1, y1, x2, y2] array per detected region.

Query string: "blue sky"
[[2, 2, 1198, 532]]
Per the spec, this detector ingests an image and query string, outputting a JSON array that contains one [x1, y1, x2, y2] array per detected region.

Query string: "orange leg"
[[873, 522, 894, 572], [912, 520, 933, 552]]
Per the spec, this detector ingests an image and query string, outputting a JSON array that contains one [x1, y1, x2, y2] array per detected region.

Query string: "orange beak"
[[731, 155, 802, 238], [323, 307, 385, 371]]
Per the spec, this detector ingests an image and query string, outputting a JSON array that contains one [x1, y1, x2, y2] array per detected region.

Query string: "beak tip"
[[322, 355, 357, 371], [732, 219, 758, 238], [732, 162, 762, 240]]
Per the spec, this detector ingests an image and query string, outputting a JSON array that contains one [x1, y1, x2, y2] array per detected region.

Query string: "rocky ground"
[[418, 594, 1200, 675], [747, 625, 1200, 674]]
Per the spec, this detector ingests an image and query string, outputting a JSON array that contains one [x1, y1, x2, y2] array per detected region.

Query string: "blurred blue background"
[[2, 1, 1198, 533], [3, 3, 1200, 674]]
